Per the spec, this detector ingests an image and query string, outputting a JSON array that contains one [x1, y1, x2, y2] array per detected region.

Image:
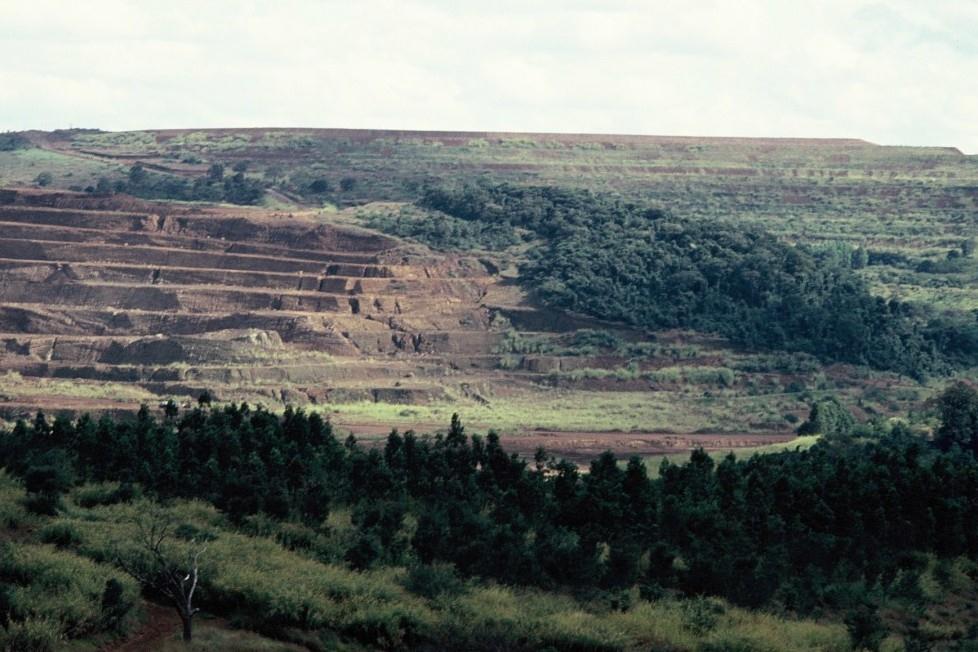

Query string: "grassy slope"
[[3, 468, 976, 650], [0, 472, 851, 651]]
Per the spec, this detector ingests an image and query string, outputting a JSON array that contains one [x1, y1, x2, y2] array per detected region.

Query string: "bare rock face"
[[0, 194, 529, 411]]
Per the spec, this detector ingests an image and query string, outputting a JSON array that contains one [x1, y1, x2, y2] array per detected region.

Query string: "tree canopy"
[[415, 183, 978, 378], [2, 387, 977, 616]]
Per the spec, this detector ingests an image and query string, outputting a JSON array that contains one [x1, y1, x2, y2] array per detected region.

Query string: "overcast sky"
[[2, 1, 976, 152]]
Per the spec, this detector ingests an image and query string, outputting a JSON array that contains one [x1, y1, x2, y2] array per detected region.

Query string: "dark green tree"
[[934, 382, 978, 453], [798, 397, 855, 439]]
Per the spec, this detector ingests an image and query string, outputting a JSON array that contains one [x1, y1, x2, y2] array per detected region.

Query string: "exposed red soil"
[[343, 422, 796, 464], [102, 602, 180, 652], [507, 430, 796, 464]]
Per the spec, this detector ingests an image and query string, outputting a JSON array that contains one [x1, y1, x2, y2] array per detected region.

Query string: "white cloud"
[[0, 0, 975, 152]]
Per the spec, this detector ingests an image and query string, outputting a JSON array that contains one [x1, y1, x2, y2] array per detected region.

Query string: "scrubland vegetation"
[[1, 382, 978, 649]]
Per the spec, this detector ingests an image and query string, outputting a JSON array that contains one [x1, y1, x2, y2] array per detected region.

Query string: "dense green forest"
[[385, 183, 978, 378], [2, 383, 978, 649]]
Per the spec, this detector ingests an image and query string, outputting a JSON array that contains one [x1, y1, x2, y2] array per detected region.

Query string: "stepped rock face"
[[0, 190, 513, 415]]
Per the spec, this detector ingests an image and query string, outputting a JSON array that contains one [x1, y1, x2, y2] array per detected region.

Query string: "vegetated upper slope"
[[409, 183, 978, 378], [7, 126, 976, 311]]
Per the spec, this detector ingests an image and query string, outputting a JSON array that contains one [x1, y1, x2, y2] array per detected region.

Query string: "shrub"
[[0, 544, 138, 643], [345, 532, 383, 570], [0, 476, 30, 530], [569, 330, 624, 351], [73, 482, 139, 508], [38, 522, 82, 548], [99, 579, 133, 633], [797, 398, 855, 438], [239, 513, 279, 538], [309, 178, 332, 194], [681, 597, 724, 635], [0, 132, 31, 151], [275, 522, 318, 552], [699, 639, 767, 652], [0, 617, 61, 652], [844, 604, 885, 652], [173, 522, 217, 543], [404, 562, 465, 600], [21, 493, 60, 516]]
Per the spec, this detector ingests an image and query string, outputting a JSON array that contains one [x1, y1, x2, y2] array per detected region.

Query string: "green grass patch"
[[643, 435, 821, 478], [0, 148, 120, 188], [0, 372, 157, 402]]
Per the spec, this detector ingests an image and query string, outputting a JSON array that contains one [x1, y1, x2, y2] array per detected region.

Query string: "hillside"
[[2, 128, 978, 651], [0, 128, 976, 459]]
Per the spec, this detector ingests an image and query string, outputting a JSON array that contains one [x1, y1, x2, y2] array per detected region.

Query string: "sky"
[[2, 1, 976, 152]]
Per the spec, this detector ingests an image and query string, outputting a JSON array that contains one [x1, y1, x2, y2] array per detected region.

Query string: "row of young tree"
[[120, 163, 265, 205], [2, 383, 978, 618], [415, 183, 978, 378]]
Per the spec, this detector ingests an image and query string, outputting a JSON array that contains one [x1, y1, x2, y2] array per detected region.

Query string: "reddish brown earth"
[[507, 431, 796, 464], [102, 602, 180, 652], [101, 601, 307, 652], [0, 192, 525, 389], [348, 424, 796, 464]]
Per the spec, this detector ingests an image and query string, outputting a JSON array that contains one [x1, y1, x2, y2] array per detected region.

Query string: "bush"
[[24, 458, 74, 497], [362, 205, 521, 251], [0, 544, 138, 644], [844, 604, 885, 652], [345, 532, 383, 570], [681, 597, 724, 635], [38, 522, 82, 548], [404, 562, 465, 600], [698, 639, 767, 652], [173, 522, 217, 543], [73, 482, 139, 508], [0, 475, 30, 530], [121, 164, 265, 205], [309, 178, 332, 194], [797, 398, 855, 438], [21, 493, 60, 516], [0, 132, 31, 152], [275, 522, 317, 552], [0, 617, 61, 652], [99, 579, 133, 633], [569, 330, 624, 351]]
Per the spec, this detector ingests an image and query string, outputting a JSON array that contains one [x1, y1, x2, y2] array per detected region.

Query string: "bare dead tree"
[[115, 510, 206, 643]]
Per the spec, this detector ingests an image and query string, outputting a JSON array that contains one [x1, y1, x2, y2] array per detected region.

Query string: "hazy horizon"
[[3, 1, 976, 153]]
